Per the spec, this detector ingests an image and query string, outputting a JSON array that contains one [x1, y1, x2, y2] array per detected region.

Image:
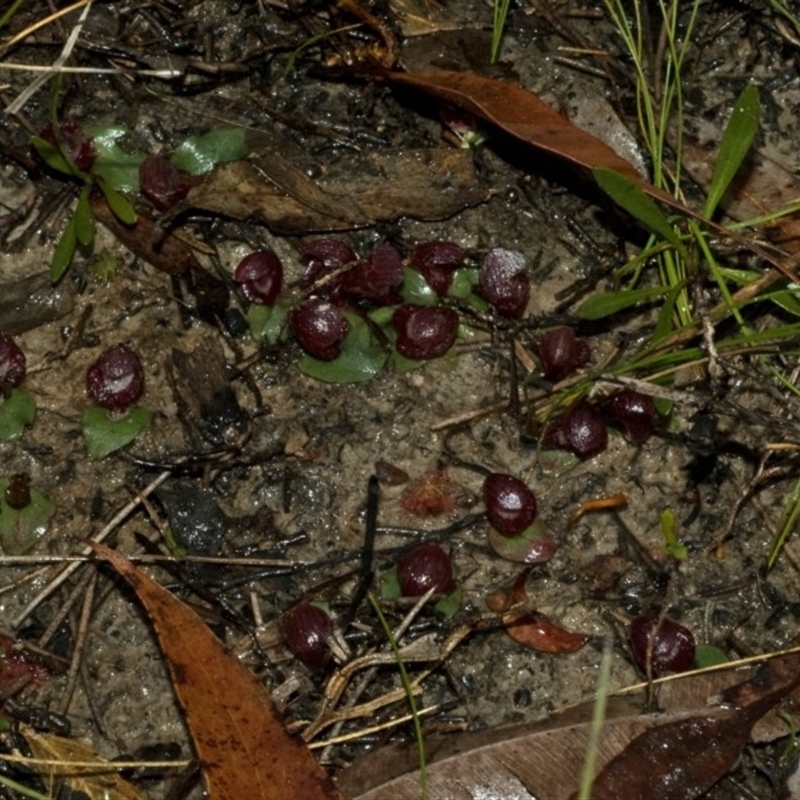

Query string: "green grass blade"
[[594, 168, 687, 257], [767, 473, 800, 571], [704, 84, 760, 218], [577, 636, 613, 800], [368, 592, 428, 799], [576, 285, 671, 321]]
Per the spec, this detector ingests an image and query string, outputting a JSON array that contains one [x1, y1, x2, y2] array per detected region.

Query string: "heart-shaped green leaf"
[[0, 388, 36, 441], [171, 128, 248, 175], [0, 480, 55, 555], [299, 314, 387, 383], [82, 405, 152, 459]]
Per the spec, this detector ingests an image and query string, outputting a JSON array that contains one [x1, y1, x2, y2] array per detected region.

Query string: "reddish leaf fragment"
[[91, 543, 339, 800], [0, 635, 47, 694], [502, 610, 589, 654], [90, 195, 202, 276], [485, 567, 533, 613]]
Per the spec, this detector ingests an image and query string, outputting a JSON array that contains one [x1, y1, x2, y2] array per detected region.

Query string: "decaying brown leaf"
[[184, 148, 486, 233], [20, 725, 147, 800], [90, 196, 203, 276], [681, 134, 800, 254], [167, 335, 248, 448], [583, 647, 800, 799], [339, 649, 800, 800], [91, 543, 339, 800]]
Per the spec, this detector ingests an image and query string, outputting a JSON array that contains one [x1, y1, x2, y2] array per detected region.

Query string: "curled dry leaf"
[[502, 609, 590, 654]]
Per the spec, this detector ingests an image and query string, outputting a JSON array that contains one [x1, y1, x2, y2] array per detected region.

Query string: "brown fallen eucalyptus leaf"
[[91, 542, 339, 800], [385, 68, 797, 280], [339, 649, 800, 800], [386, 69, 645, 182]]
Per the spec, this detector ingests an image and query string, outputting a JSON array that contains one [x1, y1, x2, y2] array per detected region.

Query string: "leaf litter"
[[4, 1, 800, 798]]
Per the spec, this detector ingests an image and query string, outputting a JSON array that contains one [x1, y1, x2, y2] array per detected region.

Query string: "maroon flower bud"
[[86, 344, 145, 413], [0, 332, 26, 396]]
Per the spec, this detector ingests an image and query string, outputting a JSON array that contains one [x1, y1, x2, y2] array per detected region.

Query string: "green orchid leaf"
[[594, 167, 686, 256], [448, 268, 479, 299], [433, 585, 462, 618], [299, 313, 387, 383], [401, 267, 438, 305], [693, 644, 729, 668], [704, 85, 759, 218], [0, 479, 55, 555], [86, 125, 146, 193], [82, 405, 152, 459], [30, 134, 74, 176], [0, 388, 36, 440], [247, 301, 291, 345], [171, 128, 248, 176], [380, 567, 402, 600], [576, 285, 669, 320], [98, 179, 137, 225], [487, 518, 557, 564], [74, 186, 95, 247], [368, 305, 395, 326], [50, 215, 78, 283]]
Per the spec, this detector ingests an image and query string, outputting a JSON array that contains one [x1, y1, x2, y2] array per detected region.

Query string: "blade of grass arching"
[[728, 200, 800, 231], [691, 220, 747, 329], [577, 636, 614, 800], [768, 363, 800, 400], [594, 168, 687, 257], [368, 592, 428, 800], [0, 0, 24, 32], [767, 474, 800, 571], [0, 774, 50, 800], [704, 85, 760, 219], [614, 238, 670, 286]]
